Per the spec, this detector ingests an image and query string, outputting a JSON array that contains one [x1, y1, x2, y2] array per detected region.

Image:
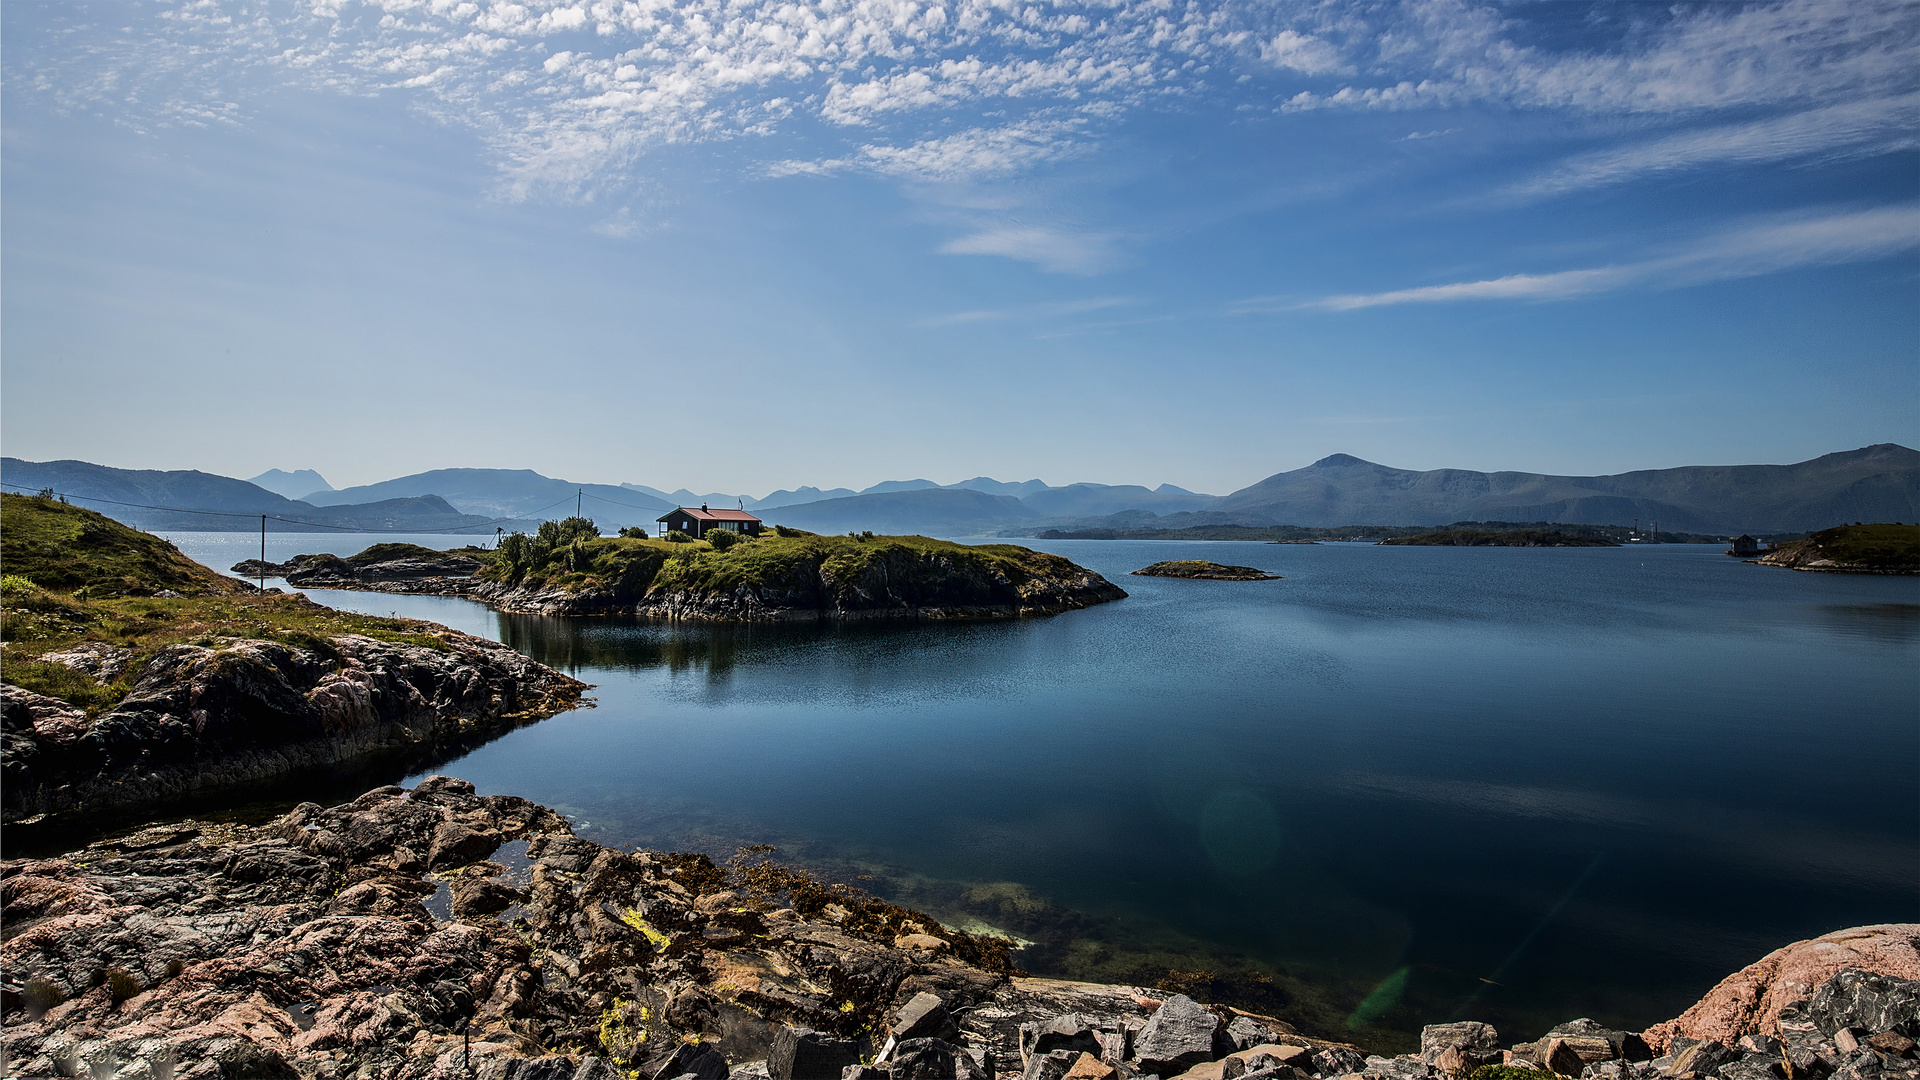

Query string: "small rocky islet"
[[1130, 562, 1282, 581], [3, 776, 1917, 1079]]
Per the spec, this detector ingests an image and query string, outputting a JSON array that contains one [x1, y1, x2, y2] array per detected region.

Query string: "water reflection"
[[1813, 603, 1920, 643]]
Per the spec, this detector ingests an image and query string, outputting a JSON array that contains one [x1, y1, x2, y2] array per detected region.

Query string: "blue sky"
[[3, 0, 1915, 495]]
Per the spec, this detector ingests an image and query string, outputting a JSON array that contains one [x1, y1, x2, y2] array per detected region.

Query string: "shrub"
[[772, 525, 810, 538], [1, 574, 38, 595], [618, 526, 649, 539], [105, 966, 143, 1005], [664, 531, 692, 544], [22, 976, 65, 1016], [1470, 1067, 1552, 1080], [707, 529, 739, 551]]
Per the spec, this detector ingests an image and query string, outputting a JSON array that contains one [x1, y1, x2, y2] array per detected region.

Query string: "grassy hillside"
[[1764, 523, 1920, 569], [0, 493, 245, 597], [1, 493, 457, 712]]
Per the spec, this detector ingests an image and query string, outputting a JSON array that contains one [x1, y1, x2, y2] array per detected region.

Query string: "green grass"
[[1799, 523, 1920, 565], [1, 494, 459, 713], [1, 493, 247, 597], [479, 530, 1080, 601]]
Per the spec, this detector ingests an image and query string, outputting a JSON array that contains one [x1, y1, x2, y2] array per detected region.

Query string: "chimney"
[[702, 503, 708, 511]]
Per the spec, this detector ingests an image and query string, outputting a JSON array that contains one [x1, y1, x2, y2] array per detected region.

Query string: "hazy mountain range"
[[5, 444, 1915, 536]]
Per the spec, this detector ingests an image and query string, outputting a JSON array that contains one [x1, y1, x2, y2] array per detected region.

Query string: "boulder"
[[769, 1026, 864, 1080], [1024, 1015, 1104, 1065], [894, 1038, 986, 1080], [1807, 971, 1920, 1039], [1362, 1054, 1433, 1080], [1064, 1052, 1118, 1080], [646, 1042, 731, 1080], [1229, 1017, 1282, 1052], [895, 992, 961, 1043], [1025, 1049, 1083, 1080], [1423, 1023, 1501, 1066], [1644, 927, 1920, 1052], [1314, 1048, 1369, 1077], [1135, 995, 1230, 1076]]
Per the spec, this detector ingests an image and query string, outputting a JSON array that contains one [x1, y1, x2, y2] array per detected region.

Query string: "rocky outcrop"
[[1, 633, 586, 822], [1643, 926, 1920, 1053], [234, 549, 487, 592], [2, 785, 1914, 1080], [252, 546, 1129, 622], [1754, 525, 1920, 574], [1130, 562, 1282, 581]]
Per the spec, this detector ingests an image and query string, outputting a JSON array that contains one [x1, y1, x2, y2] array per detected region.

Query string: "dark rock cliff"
[[1, 633, 586, 822]]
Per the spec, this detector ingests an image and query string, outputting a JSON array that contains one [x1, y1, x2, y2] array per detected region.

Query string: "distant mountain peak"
[[247, 468, 333, 500], [1310, 454, 1374, 468]]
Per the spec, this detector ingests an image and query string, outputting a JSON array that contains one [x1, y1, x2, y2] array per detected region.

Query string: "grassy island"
[[266, 519, 1129, 621], [1756, 523, 1920, 573]]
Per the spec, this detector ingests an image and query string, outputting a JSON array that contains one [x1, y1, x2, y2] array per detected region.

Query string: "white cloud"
[[1260, 30, 1349, 76], [10, 0, 1916, 206], [859, 121, 1084, 183], [917, 297, 1137, 326], [1508, 94, 1920, 199], [1284, 204, 1920, 310], [1284, 0, 1920, 116], [939, 225, 1122, 274]]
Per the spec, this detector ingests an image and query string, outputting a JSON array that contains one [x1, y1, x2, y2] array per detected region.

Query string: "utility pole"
[[260, 515, 267, 594], [577, 488, 582, 521]]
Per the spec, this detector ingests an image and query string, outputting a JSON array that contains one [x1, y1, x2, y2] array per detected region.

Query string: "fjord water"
[[168, 534, 1920, 1044]]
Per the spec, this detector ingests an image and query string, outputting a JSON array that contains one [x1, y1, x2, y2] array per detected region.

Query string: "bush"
[[105, 966, 143, 1005], [707, 529, 739, 551], [664, 531, 692, 544], [1, 574, 38, 595], [1470, 1067, 1552, 1080], [22, 976, 65, 1016], [618, 526, 649, 539], [772, 525, 811, 538]]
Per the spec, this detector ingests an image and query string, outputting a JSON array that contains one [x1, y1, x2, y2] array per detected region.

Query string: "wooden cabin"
[[658, 505, 763, 539]]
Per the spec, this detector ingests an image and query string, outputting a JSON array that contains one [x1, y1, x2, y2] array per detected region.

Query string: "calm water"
[[165, 533, 1920, 1047]]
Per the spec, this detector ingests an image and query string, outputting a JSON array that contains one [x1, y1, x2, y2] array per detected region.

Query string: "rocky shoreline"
[[240, 545, 1128, 622], [5, 780, 1916, 1080], [2, 631, 587, 824], [1752, 525, 1920, 574]]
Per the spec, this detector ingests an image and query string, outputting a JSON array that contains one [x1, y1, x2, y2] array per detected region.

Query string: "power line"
[[579, 490, 676, 514], [0, 482, 577, 535]]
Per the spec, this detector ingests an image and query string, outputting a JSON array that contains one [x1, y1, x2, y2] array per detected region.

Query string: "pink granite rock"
[[1643, 924, 1920, 1052]]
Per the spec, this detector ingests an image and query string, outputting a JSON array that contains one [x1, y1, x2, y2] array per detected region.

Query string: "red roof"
[[658, 506, 761, 523]]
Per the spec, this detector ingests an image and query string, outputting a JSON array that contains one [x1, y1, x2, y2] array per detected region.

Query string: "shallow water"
[[167, 533, 1920, 1045]]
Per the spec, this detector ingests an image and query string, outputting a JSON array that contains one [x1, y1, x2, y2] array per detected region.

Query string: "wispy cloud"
[[1269, 204, 1920, 311], [1510, 94, 1920, 199], [917, 297, 1138, 327], [939, 225, 1123, 275], [1283, 0, 1920, 116]]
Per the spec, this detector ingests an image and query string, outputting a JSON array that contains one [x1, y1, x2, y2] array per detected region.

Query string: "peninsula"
[[1754, 523, 1920, 574], [244, 523, 1128, 621], [0, 494, 587, 825]]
